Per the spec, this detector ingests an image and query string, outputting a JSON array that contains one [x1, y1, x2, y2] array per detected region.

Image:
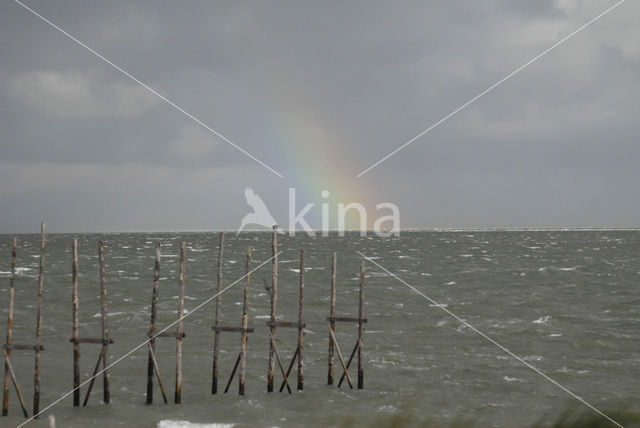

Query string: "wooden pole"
[[238, 248, 251, 396], [278, 347, 299, 393], [357, 260, 365, 389], [146, 242, 161, 404], [2, 236, 17, 416], [269, 337, 291, 394], [33, 221, 45, 417], [337, 341, 359, 388], [212, 232, 224, 394], [98, 241, 110, 403], [223, 354, 241, 394], [328, 252, 336, 385], [297, 249, 304, 391], [174, 242, 185, 404], [4, 350, 28, 417], [71, 239, 80, 407], [82, 347, 104, 406], [328, 328, 353, 389], [147, 343, 168, 404], [267, 226, 278, 392]]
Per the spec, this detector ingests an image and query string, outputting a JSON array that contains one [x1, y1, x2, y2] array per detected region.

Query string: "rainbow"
[[236, 45, 379, 229]]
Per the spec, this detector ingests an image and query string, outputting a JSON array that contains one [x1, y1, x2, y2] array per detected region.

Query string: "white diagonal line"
[[12, 0, 284, 178], [17, 250, 283, 427], [356, 0, 625, 177], [357, 251, 624, 428]]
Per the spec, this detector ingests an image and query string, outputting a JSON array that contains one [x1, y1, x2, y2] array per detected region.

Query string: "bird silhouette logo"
[[236, 187, 282, 235]]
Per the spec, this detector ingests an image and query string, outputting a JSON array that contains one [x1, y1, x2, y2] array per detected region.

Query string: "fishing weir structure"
[[327, 257, 366, 389], [68, 239, 115, 407], [210, 236, 254, 397], [2, 223, 46, 418], [145, 242, 187, 404], [1, 224, 368, 417]]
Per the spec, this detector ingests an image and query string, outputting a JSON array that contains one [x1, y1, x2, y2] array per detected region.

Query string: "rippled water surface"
[[0, 231, 638, 427]]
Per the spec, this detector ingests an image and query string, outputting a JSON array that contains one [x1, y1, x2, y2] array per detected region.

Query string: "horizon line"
[[2, 226, 640, 235]]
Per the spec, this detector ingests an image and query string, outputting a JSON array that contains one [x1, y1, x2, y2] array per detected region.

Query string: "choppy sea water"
[[0, 231, 638, 428]]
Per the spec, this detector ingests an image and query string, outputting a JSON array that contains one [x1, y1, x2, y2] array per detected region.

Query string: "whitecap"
[[158, 421, 234, 428], [93, 311, 127, 318], [523, 355, 543, 362], [533, 315, 551, 324]]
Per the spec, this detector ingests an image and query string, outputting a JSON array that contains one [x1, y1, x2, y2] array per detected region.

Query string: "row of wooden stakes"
[[2, 224, 367, 419]]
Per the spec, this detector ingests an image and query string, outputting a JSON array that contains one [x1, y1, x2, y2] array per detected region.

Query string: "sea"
[[0, 230, 638, 428]]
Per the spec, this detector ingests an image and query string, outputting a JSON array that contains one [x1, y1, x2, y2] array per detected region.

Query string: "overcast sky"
[[1, 0, 638, 233]]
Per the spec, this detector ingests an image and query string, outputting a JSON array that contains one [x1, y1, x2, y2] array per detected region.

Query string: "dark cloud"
[[0, 0, 637, 232]]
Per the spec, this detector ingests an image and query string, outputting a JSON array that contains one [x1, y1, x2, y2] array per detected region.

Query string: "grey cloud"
[[0, 0, 638, 232], [8, 70, 159, 118]]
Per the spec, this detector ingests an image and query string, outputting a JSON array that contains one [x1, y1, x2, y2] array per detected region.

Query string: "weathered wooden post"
[[33, 222, 45, 416], [357, 260, 365, 390], [71, 239, 80, 407], [146, 242, 162, 404], [211, 232, 224, 394], [327, 252, 337, 385], [297, 249, 304, 391], [267, 226, 278, 392], [174, 242, 186, 404], [2, 237, 17, 416], [238, 248, 251, 396], [98, 241, 111, 403]]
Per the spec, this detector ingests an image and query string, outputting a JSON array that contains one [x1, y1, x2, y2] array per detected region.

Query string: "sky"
[[0, 0, 638, 233]]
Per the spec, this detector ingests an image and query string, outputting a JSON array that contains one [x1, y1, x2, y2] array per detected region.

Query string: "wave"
[[157, 421, 234, 428]]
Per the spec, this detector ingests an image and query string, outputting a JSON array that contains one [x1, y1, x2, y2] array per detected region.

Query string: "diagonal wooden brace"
[[328, 328, 353, 389], [269, 335, 292, 393], [3, 351, 28, 418]]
